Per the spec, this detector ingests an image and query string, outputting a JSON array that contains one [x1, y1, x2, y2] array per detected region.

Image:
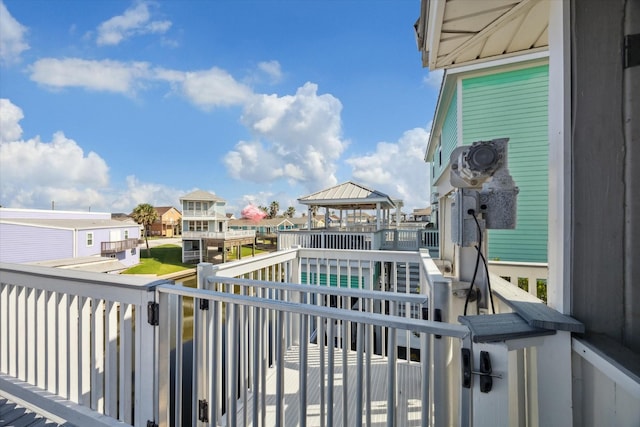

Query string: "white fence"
[[278, 230, 377, 250], [278, 229, 439, 255], [488, 260, 548, 300], [0, 249, 594, 427], [154, 248, 469, 426], [0, 263, 163, 427]]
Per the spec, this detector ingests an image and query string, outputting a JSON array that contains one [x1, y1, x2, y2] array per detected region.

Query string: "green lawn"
[[122, 245, 193, 275], [122, 244, 267, 275]]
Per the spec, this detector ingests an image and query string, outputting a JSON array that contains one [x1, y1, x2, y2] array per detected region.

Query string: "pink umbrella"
[[241, 204, 267, 223]]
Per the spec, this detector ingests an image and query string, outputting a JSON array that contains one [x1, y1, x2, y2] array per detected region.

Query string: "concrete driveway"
[[141, 237, 182, 248]]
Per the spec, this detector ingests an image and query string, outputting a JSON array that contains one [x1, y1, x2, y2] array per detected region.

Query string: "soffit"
[[419, 0, 549, 70]]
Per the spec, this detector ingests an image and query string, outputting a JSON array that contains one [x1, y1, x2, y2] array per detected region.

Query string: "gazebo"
[[297, 181, 401, 231]]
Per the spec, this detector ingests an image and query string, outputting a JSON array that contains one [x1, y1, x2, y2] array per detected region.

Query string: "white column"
[[543, 4, 574, 426], [547, 0, 572, 314], [376, 202, 381, 230]]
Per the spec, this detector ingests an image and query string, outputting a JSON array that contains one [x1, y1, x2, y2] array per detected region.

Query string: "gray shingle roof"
[[179, 190, 226, 203]]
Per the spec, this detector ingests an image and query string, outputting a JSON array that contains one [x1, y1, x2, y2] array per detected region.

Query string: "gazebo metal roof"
[[298, 181, 397, 210]]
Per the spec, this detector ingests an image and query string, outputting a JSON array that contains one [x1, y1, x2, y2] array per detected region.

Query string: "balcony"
[[182, 230, 256, 240], [278, 228, 439, 256], [1, 249, 638, 426], [181, 209, 225, 219], [100, 238, 139, 255]]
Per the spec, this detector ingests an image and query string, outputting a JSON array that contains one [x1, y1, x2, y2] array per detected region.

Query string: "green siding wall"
[[432, 94, 458, 182], [462, 65, 549, 262], [300, 272, 363, 289]]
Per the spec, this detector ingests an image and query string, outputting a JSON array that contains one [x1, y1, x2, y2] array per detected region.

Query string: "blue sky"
[[0, 0, 442, 216]]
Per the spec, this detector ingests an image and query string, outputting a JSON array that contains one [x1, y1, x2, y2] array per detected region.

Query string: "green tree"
[[285, 206, 296, 218], [269, 200, 280, 219], [131, 203, 158, 257]]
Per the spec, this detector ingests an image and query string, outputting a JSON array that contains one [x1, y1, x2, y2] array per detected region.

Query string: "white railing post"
[[536, 331, 574, 426], [135, 290, 158, 427], [430, 278, 454, 427], [467, 342, 510, 426]]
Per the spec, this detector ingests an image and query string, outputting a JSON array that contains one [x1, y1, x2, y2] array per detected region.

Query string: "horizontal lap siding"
[[432, 94, 458, 182], [0, 223, 73, 263], [462, 64, 549, 262]]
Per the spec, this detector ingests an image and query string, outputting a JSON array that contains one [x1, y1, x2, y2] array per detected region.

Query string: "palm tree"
[[131, 203, 158, 257], [269, 201, 280, 219], [285, 206, 296, 218]]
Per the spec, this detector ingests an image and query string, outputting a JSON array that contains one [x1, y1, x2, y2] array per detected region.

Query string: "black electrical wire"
[[476, 245, 496, 314], [463, 209, 482, 316]]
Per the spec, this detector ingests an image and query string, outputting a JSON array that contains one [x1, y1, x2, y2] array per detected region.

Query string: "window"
[[87, 232, 94, 247], [124, 230, 129, 239]]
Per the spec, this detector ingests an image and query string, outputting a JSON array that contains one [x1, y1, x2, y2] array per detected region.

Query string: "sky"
[[0, 0, 443, 217]]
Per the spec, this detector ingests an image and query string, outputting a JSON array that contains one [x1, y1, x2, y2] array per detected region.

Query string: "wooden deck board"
[[231, 344, 424, 426]]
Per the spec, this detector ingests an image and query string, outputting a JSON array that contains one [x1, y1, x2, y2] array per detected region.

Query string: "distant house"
[[0, 208, 140, 272], [229, 217, 295, 235], [289, 215, 325, 230], [149, 206, 181, 237], [180, 190, 255, 263], [345, 212, 375, 225], [411, 207, 432, 223]]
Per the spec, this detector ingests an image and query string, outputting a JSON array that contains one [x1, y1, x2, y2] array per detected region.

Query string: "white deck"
[[233, 344, 423, 427], [0, 397, 69, 426]]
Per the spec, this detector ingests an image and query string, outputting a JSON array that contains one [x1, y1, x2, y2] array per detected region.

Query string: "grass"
[[122, 244, 193, 275], [122, 244, 268, 276]]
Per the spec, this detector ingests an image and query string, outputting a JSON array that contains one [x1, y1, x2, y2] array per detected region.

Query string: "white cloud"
[[110, 176, 184, 211], [96, 1, 172, 46], [257, 60, 283, 84], [0, 127, 111, 210], [29, 58, 151, 94], [0, 1, 29, 65], [423, 69, 444, 88], [178, 67, 253, 108], [346, 127, 431, 211], [224, 82, 346, 190], [0, 98, 24, 142], [0, 99, 190, 212]]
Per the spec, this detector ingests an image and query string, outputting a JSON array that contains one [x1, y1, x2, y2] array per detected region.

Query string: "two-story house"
[[148, 206, 181, 237]]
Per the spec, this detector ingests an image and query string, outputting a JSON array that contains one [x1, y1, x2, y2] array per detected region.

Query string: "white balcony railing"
[[278, 228, 439, 255], [0, 263, 163, 427], [488, 260, 548, 300], [6, 248, 637, 427], [181, 209, 225, 218], [182, 230, 256, 240]]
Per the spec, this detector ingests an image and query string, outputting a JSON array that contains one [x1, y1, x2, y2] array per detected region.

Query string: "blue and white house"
[[180, 190, 256, 262], [0, 208, 140, 271]]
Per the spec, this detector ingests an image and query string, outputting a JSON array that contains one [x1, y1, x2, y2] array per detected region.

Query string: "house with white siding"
[[0, 208, 140, 271], [180, 190, 256, 263]]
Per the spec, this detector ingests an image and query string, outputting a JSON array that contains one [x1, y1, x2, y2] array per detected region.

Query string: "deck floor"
[[0, 398, 72, 427], [232, 344, 424, 426]]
